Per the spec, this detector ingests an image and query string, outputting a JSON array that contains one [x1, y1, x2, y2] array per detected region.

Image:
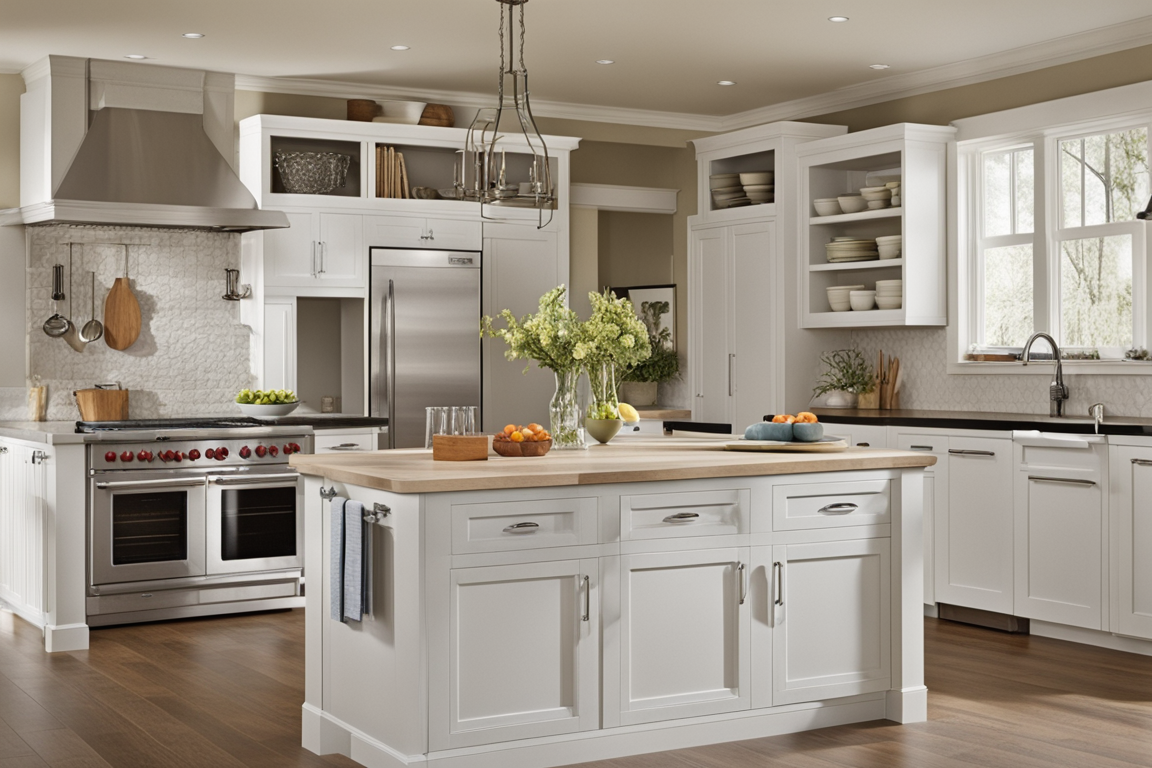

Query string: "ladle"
[[62, 247, 86, 352], [42, 263, 70, 337], [79, 271, 104, 342]]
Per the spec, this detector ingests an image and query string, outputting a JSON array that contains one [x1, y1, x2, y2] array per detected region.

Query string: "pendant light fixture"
[[461, 0, 555, 227]]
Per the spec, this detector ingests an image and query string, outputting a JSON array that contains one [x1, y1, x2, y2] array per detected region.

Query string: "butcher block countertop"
[[290, 439, 936, 494]]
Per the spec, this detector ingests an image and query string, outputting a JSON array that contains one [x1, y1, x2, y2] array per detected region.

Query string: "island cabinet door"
[[443, 558, 599, 749], [1110, 446, 1152, 640], [611, 547, 751, 726], [771, 539, 891, 706]]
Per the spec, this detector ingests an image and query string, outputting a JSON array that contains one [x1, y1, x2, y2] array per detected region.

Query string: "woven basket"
[[274, 150, 351, 195]]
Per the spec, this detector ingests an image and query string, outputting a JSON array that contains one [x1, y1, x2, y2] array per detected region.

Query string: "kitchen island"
[[291, 440, 934, 768]]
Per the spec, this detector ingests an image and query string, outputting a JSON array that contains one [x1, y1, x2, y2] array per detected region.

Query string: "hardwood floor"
[[2, 610, 1151, 767]]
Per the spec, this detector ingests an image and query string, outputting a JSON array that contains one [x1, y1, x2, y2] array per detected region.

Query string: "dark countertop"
[[811, 408, 1152, 435], [274, 415, 389, 429]]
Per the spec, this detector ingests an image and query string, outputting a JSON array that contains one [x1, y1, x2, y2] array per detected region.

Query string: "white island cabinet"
[[291, 442, 932, 768]]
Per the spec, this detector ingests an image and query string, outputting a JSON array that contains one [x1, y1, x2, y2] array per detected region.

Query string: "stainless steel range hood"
[[2, 56, 289, 232]]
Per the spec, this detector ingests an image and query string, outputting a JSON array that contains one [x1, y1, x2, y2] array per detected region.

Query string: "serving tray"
[[723, 436, 848, 453]]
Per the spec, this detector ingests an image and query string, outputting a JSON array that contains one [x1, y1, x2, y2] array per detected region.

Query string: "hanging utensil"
[[62, 247, 86, 353], [104, 244, 141, 351], [42, 262, 70, 337], [80, 270, 104, 343]]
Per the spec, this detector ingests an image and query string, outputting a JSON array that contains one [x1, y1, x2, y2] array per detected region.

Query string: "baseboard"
[[885, 686, 928, 724], [938, 603, 1030, 633], [305, 696, 888, 768], [1031, 620, 1152, 657], [923, 603, 939, 618], [44, 622, 89, 652]]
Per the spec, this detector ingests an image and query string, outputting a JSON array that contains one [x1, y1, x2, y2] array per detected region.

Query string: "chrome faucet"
[[1021, 332, 1069, 417], [1089, 402, 1105, 434]]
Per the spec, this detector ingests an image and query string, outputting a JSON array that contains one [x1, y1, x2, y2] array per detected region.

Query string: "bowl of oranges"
[[493, 423, 553, 457]]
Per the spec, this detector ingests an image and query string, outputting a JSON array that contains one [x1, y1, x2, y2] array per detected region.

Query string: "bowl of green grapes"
[[235, 388, 299, 418]]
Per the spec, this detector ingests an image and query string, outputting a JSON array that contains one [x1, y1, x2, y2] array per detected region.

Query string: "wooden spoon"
[[104, 244, 140, 351]]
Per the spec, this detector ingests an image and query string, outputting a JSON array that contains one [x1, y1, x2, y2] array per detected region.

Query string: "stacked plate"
[[825, 237, 878, 263], [709, 173, 749, 208], [826, 283, 865, 312], [876, 234, 902, 259], [875, 279, 903, 310], [740, 172, 775, 204]]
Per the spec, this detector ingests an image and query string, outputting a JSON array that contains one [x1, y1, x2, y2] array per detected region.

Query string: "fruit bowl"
[[237, 401, 300, 418], [492, 438, 552, 457]]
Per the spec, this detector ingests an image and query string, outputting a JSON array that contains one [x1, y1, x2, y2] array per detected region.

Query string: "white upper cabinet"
[[263, 212, 365, 289], [363, 215, 481, 251]]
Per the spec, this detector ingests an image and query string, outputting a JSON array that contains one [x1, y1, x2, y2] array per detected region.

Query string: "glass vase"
[[586, 362, 620, 419], [550, 369, 586, 450]]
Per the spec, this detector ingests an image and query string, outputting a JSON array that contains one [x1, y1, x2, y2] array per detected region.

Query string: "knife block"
[[432, 435, 489, 461], [74, 388, 129, 421]]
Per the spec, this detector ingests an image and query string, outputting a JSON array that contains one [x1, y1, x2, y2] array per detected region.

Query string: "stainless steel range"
[[81, 418, 311, 626]]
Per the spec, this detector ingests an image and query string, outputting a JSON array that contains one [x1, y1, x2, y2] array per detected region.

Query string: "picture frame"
[[610, 284, 675, 350]]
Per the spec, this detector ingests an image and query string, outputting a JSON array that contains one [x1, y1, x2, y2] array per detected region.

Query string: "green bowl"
[[585, 418, 623, 444], [745, 421, 793, 441], [792, 422, 825, 442]]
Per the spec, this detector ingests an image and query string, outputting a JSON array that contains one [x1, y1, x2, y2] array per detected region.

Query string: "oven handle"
[[209, 472, 301, 486], [95, 477, 208, 490]]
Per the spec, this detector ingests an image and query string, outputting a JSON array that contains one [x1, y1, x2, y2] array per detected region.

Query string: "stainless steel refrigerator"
[[370, 248, 481, 448]]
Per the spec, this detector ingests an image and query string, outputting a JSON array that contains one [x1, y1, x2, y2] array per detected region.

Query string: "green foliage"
[[578, 290, 652, 419], [480, 285, 582, 374], [812, 349, 875, 397], [622, 299, 680, 384]]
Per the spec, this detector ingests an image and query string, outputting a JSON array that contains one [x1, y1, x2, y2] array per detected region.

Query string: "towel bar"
[[319, 486, 338, 500], [321, 486, 391, 524]]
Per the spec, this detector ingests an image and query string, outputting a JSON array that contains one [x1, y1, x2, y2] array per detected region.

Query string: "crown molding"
[[0, 67, 21, 75]]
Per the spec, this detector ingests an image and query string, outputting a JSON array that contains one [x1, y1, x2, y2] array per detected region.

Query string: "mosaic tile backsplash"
[[5, 225, 253, 421], [850, 327, 1152, 417]]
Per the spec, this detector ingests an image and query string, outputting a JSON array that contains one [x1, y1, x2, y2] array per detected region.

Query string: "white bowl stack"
[[825, 237, 878, 263], [740, 172, 775, 204], [710, 171, 774, 209], [826, 283, 865, 312], [860, 186, 892, 210], [876, 234, 902, 259], [875, 279, 903, 310]]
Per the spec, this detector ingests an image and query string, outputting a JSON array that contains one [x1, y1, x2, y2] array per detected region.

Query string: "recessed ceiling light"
[[596, 59, 614, 65], [124, 54, 147, 60], [181, 32, 204, 39], [717, 80, 737, 86], [828, 16, 849, 22], [390, 45, 410, 51], [869, 63, 890, 70]]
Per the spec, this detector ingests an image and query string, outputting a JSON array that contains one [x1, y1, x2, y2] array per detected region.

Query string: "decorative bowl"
[[237, 401, 300, 418], [867, 200, 890, 210], [813, 199, 842, 217], [849, 290, 877, 311], [274, 151, 352, 195], [837, 195, 868, 214], [492, 438, 552, 457], [585, 418, 623, 444], [792, 422, 825, 442], [876, 296, 903, 310], [739, 171, 774, 186], [745, 421, 794, 441]]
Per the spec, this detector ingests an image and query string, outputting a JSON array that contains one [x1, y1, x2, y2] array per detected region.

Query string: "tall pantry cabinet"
[[688, 122, 847, 428]]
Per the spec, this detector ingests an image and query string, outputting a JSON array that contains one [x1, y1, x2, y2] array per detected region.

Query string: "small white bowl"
[[875, 235, 902, 244], [237, 401, 300, 418], [743, 184, 774, 193], [875, 279, 903, 288], [849, 290, 876, 311], [828, 299, 852, 312], [739, 172, 774, 186], [861, 187, 892, 199], [838, 195, 867, 214], [876, 297, 903, 310], [867, 200, 890, 210], [885, 181, 902, 189], [381, 100, 428, 123], [878, 244, 902, 259], [813, 200, 842, 217]]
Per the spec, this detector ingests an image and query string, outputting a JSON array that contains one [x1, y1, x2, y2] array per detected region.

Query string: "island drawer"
[[771, 478, 891, 531], [451, 497, 598, 554], [620, 488, 749, 540]]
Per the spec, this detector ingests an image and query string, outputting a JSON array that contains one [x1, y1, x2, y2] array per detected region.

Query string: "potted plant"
[[619, 299, 679, 407], [812, 348, 874, 408], [574, 290, 651, 443]]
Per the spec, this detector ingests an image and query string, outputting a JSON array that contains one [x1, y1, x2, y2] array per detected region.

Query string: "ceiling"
[[3, 0, 1152, 121]]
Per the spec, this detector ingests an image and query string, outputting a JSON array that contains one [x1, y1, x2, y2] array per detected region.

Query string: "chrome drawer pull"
[[662, 512, 700, 523], [209, 472, 300, 486], [910, 445, 934, 451], [502, 521, 539, 534], [737, 562, 747, 606], [1027, 475, 1096, 486], [949, 449, 996, 457], [818, 502, 858, 515], [773, 562, 784, 607], [581, 575, 590, 622], [1132, 459, 1152, 467], [95, 478, 207, 490]]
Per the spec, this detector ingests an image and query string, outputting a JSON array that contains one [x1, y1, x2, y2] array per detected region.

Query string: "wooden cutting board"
[[104, 276, 140, 350]]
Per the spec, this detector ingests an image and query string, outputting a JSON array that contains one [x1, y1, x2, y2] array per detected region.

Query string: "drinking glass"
[[425, 406, 449, 448], [450, 406, 478, 436]]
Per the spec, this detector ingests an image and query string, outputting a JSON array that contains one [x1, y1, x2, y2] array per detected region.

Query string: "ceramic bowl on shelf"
[[739, 171, 774, 186], [743, 184, 774, 193], [867, 200, 890, 210], [849, 290, 877, 311], [837, 195, 868, 214], [813, 199, 842, 217], [826, 284, 864, 312], [876, 296, 903, 310], [875, 235, 902, 259], [712, 184, 744, 195], [709, 174, 740, 189], [860, 186, 892, 200]]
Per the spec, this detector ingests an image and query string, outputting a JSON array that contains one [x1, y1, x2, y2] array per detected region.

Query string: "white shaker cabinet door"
[[263, 211, 318, 287], [937, 436, 1014, 614], [363, 214, 429, 249], [894, 433, 948, 606], [315, 213, 365, 287], [731, 221, 777, 431], [443, 558, 599, 749], [1111, 447, 1152, 640], [690, 226, 731, 426], [771, 538, 891, 706], [261, 297, 296, 391], [613, 547, 750, 725]]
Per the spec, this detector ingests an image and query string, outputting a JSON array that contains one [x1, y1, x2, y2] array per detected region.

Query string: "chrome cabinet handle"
[[728, 354, 735, 397], [310, 241, 317, 278], [1027, 475, 1097, 486], [209, 472, 300, 486], [949, 449, 996, 457], [582, 575, 590, 622], [737, 562, 747, 606], [1132, 458, 1152, 467], [818, 502, 858, 515], [95, 477, 207, 490], [0, 446, 7, 455], [385, 279, 397, 449], [773, 562, 784, 607], [910, 445, 934, 451], [319, 241, 327, 274], [427, 228, 434, 241], [328, 443, 364, 451], [364, 503, 391, 523], [502, 521, 539, 534], [857, 442, 870, 447], [662, 511, 700, 523]]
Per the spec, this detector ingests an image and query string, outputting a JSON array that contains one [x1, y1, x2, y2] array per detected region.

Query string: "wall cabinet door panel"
[[264, 211, 318, 286], [691, 227, 731, 425], [731, 222, 776, 431], [316, 213, 364, 286]]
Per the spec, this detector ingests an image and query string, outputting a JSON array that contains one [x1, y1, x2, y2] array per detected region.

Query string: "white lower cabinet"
[[446, 558, 599, 748], [892, 432, 948, 606], [1111, 444, 1152, 640], [768, 538, 891, 706], [613, 547, 750, 725]]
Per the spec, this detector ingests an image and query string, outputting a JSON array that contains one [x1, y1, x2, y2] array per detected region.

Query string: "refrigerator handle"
[[385, 278, 397, 449]]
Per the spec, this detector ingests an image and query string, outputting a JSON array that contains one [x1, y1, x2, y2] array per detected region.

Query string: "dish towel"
[[329, 497, 347, 622], [342, 500, 370, 622]]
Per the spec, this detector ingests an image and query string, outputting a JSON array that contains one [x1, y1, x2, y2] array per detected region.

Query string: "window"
[[964, 119, 1150, 361]]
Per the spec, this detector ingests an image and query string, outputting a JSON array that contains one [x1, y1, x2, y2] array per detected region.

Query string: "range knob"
[[282, 444, 292, 455], [105, 451, 117, 463], [188, 449, 201, 461], [205, 448, 215, 459], [215, 447, 228, 460], [120, 451, 134, 462], [172, 451, 184, 462], [255, 445, 267, 458], [161, 450, 174, 462], [136, 450, 150, 462], [289, 443, 301, 454], [239, 446, 252, 459], [268, 445, 279, 457]]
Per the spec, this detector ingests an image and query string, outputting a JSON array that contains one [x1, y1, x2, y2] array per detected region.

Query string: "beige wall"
[[569, 206, 599, 320], [597, 210, 673, 291], [0, 74, 24, 210]]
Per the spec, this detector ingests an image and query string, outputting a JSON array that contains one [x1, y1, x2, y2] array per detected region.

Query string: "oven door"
[[90, 472, 208, 586], [205, 470, 303, 575]]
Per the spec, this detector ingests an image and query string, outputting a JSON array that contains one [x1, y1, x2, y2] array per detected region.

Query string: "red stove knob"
[[255, 445, 267, 458], [105, 451, 117, 463], [161, 450, 174, 462], [173, 451, 184, 462], [289, 443, 301, 454], [205, 448, 215, 459], [239, 446, 252, 459], [120, 451, 134, 462], [282, 444, 292, 454], [188, 449, 201, 461], [136, 450, 148, 462], [143, 450, 154, 462], [216, 447, 228, 460], [268, 445, 279, 457]]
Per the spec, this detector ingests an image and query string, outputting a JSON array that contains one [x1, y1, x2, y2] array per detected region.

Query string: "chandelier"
[[462, 0, 555, 226]]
